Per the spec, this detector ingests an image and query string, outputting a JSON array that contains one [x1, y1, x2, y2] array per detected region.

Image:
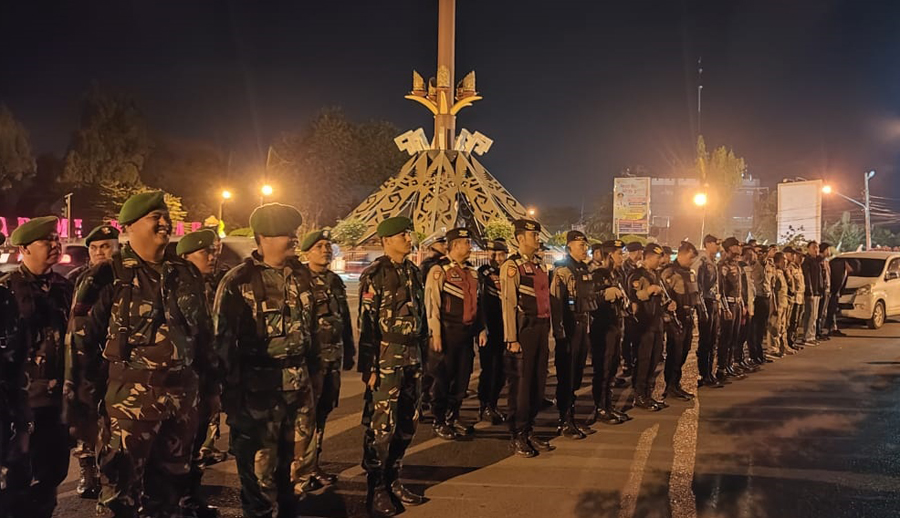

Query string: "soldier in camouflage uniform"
[[1, 217, 73, 518], [300, 228, 355, 487], [358, 216, 428, 517], [214, 204, 319, 518], [178, 228, 224, 518], [65, 224, 120, 500], [66, 192, 218, 518], [0, 233, 27, 517]]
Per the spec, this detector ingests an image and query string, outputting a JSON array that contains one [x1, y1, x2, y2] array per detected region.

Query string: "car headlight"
[[856, 284, 874, 296]]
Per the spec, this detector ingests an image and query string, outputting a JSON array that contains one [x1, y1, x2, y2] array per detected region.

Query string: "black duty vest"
[[511, 253, 550, 319]]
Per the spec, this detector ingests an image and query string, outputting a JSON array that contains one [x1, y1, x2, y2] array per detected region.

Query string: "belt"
[[381, 332, 421, 347], [108, 362, 195, 387], [240, 355, 307, 369], [723, 296, 739, 303]]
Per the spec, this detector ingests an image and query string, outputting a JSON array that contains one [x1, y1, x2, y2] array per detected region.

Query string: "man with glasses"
[[1, 217, 73, 518]]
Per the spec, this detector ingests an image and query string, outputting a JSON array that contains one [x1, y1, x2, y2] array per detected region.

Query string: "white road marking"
[[617, 423, 659, 518]]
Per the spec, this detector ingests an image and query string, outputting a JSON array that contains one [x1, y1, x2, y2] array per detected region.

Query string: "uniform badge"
[[507, 266, 517, 277], [433, 269, 441, 280], [523, 263, 534, 275], [632, 280, 641, 289]]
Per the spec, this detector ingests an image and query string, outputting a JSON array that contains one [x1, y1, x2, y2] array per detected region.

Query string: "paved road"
[[54, 306, 900, 517]]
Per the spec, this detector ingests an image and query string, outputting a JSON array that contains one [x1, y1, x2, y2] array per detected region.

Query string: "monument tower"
[[345, 0, 536, 243]]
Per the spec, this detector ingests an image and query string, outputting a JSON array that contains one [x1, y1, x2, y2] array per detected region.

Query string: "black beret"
[[250, 203, 303, 237], [486, 239, 508, 252], [662, 246, 673, 255], [625, 241, 643, 252], [300, 228, 332, 252], [601, 239, 625, 251], [84, 224, 120, 246], [119, 191, 168, 226], [703, 234, 721, 245], [513, 219, 541, 233], [377, 216, 413, 238], [177, 229, 217, 256], [722, 237, 740, 249], [819, 242, 833, 253], [644, 243, 663, 256], [566, 230, 587, 243], [445, 227, 471, 242], [10, 216, 58, 246]]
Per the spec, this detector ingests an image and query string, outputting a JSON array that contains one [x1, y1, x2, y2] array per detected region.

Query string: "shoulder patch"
[[433, 269, 442, 280], [507, 266, 517, 277]]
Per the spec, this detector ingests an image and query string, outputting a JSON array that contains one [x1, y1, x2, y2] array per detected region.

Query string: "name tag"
[[523, 263, 534, 275]]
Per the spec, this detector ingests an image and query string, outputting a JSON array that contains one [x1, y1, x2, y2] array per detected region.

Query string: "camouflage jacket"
[[66, 244, 217, 412], [214, 253, 319, 396], [357, 256, 427, 374], [0, 265, 72, 409], [0, 285, 28, 429], [309, 268, 355, 367]]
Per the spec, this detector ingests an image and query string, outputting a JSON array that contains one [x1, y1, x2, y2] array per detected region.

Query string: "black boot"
[[390, 479, 426, 506], [77, 457, 101, 499], [366, 473, 399, 517], [433, 420, 458, 441], [557, 415, 586, 440], [510, 433, 537, 458], [448, 415, 475, 437], [527, 431, 556, 451], [480, 403, 505, 425], [594, 407, 625, 425], [610, 408, 632, 421]]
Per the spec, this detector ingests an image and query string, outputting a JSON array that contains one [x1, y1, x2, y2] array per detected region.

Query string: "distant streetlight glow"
[[693, 192, 708, 206], [821, 185, 832, 194], [527, 207, 536, 217], [261, 184, 274, 197], [222, 190, 232, 200]]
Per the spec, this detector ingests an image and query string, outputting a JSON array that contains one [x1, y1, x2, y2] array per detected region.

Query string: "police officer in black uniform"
[[696, 235, 724, 389], [476, 239, 508, 425], [661, 242, 706, 401], [586, 239, 630, 426], [621, 241, 643, 379], [627, 243, 675, 411], [550, 231, 598, 439], [718, 237, 746, 381]]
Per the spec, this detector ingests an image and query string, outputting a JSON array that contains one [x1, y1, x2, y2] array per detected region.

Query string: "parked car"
[[837, 251, 900, 329]]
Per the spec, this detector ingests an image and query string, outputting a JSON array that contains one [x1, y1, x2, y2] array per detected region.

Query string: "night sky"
[[3, 0, 900, 212]]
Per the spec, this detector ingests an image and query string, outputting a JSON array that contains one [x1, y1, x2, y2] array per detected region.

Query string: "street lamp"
[[527, 208, 536, 217], [694, 192, 708, 245], [817, 169, 875, 249], [821, 185, 832, 195], [219, 190, 232, 222], [260, 184, 273, 205]]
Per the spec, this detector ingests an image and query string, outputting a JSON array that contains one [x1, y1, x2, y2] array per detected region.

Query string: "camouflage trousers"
[[186, 389, 223, 512], [0, 406, 70, 518], [98, 378, 199, 518], [361, 364, 422, 483], [310, 361, 342, 471], [228, 386, 316, 518]]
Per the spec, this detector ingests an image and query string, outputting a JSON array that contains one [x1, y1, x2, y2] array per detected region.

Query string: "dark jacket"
[[801, 255, 824, 297]]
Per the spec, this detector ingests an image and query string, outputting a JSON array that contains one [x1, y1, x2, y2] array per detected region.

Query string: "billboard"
[[776, 180, 822, 244], [614, 177, 651, 235]]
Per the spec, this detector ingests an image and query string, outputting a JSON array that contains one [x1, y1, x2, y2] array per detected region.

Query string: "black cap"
[[703, 234, 721, 245], [445, 227, 471, 243], [602, 239, 625, 251], [644, 243, 663, 256], [819, 242, 832, 253], [486, 239, 508, 252], [625, 241, 643, 252], [662, 245, 673, 255], [566, 230, 587, 244], [783, 246, 795, 254], [678, 241, 698, 255], [591, 242, 604, 253], [722, 237, 740, 249], [513, 219, 541, 233]]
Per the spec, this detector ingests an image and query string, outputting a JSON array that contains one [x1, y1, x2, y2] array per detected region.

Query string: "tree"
[[872, 226, 900, 248], [822, 212, 864, 251], [695, 135, 747, 237], [74, 181, 186, 227], [546, 232, 567, 247], [62, 85, 152, 186], [0, 105, 37, 216], [483, 217, 514, 242], [752, 189, 777, 243], [142, 138, 227, 221], [331, 217, 367, 247], [537, 206, 581, 235], [583, 192, 614, 241], [267, 107, 407, 229]]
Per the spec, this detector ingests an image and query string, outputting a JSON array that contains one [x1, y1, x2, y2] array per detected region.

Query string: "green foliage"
[[62, 85, 152, 186], [619, 234, 648, 245], [0, 105, 35, 192], [695, 135, 747, 236], [822, 212, 864, 251], [330, 217, 367, 247], [584, 192, 614, 241], [267, 107, 407, 229], [141, 138, 226, 221], [779, 225, 809, 248], [752, 189, 777, 243], [871, 226, 900, 248], [229, 227, 254, 237], [78, 181, 187, 226], [483, 217, 514, 242], [546, 232, 568, 247]]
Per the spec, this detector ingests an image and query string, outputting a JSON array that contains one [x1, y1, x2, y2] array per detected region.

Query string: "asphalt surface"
[[53, 286, 900, 517]]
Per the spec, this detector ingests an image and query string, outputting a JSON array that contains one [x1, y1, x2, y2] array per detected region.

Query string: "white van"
[[837, 251, 900, 329]]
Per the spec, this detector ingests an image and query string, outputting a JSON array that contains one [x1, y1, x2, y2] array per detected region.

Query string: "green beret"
[[377, 217, 413, 238], [300, 228, 332, 252], [85, 224, 120, 246], [177, 229, 218, 256], [10, 216, 59, 246], [119, 191, 168, 226], [249, 203, 303, 237]]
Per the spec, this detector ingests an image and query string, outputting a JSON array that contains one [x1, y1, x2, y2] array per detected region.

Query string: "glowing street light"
[[222, 190, 233, 200], [527, 208, 536, 217], [261, 184, 274, 197], [219, 190, 233, 222], [821, 184, 833, 194], [694, 192, 709, 245], [693, 192, 708, 206]]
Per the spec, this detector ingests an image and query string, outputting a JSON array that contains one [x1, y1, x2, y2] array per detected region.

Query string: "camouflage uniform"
[[358, 256, 426, 490], [0, 265, 72, 518], [307, 267, 354, 477], [196, 269, 227, 458], [214, 254, 319, 518], [0, 285, 26, 516], [67, 244, 216, 518]]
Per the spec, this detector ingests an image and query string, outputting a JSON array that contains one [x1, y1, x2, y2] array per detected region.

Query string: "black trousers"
[[735, 305, 750, 364], [1, 406, 70, 518], [477, 323, 506, 407], [633, 318, 664, 399], [824, 292, 840, 331], [555, 316, 591, 418], [591, 316, 622, 411], [697, 299, 719, 379], [750, 296, 770, 362], [787, 302, 803, 346], [622, 318, 639, 373], [505, 317, 550, 435], [718, 301, 742, 371], [817, 294, 829, 336], [432, 323, 477, 422], [665, 310, 694, 391]]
